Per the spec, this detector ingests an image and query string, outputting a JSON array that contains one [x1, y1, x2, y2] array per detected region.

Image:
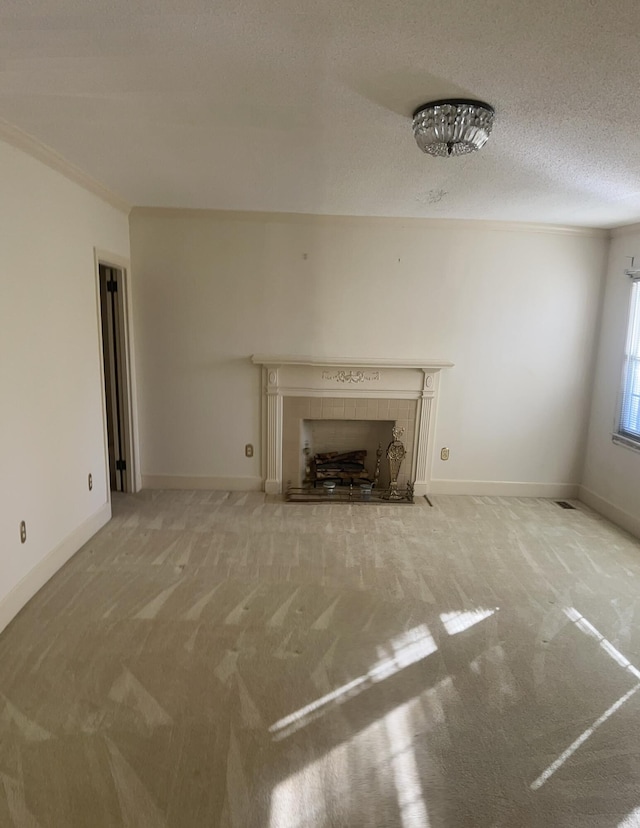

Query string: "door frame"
[[94, 248, 141, 495]]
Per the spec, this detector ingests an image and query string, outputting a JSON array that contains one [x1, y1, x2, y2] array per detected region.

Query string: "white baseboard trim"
[[142, 475, 263, 492], [428, 479, 580, 498], [578, 486, 640, 540], [0, 502, 111, 636]]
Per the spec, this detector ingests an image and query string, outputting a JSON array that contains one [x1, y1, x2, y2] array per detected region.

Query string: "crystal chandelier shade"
[[412, 99, 495, 157]]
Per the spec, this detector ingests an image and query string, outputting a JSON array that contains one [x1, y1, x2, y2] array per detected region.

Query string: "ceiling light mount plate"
[[412, 98, 495, 158]]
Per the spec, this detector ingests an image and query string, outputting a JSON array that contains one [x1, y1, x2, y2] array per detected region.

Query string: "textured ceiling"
[[3, 0, 640, 226]]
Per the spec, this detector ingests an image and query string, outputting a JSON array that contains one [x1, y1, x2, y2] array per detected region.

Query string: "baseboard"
[[0, 502, 111, 636], [428, 479, 580, 498], [142, 475, 263, 492], [578, 486, 640, 541]]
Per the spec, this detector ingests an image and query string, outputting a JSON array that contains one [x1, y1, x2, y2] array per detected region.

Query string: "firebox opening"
[[301, 420, 394, 489]]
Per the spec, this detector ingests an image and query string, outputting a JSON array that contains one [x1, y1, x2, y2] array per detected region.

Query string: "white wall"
[[130, 210, 607, 496], [582, 226, 640, 536], [0, 139, 130, 633]]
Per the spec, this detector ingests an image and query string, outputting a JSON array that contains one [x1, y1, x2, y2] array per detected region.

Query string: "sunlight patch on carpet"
[[269, 625, 437, 740]]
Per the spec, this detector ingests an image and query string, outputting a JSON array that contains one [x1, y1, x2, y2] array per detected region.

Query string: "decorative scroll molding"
[[322, 370, 380, 384]]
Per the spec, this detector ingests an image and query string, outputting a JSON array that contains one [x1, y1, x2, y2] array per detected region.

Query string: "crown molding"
[[130, 206, 610, 238], [611, 221, 640, 239], [0, 119, 130, 215]]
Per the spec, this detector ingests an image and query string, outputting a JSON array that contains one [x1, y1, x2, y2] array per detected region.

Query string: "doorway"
[[98, 262, 134, 492]]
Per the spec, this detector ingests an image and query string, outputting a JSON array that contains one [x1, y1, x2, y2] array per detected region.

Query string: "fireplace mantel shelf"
[[252, 355, 454, 370]]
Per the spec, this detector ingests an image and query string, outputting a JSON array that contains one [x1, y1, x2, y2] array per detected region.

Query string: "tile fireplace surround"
[[252, 356, 453, 496]]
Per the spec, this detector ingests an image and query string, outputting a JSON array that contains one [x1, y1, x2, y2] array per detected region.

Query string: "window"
[[618, 279, 640, 444]]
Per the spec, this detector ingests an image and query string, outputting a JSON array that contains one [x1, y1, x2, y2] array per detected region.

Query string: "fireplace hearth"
[[284, 481, 415, 504]]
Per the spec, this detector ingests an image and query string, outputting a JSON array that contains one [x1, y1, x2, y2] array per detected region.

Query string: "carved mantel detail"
[[322, 370, 380, 384]]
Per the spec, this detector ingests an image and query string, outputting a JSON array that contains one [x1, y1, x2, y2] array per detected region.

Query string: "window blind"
[[620, 279, 640, 441]]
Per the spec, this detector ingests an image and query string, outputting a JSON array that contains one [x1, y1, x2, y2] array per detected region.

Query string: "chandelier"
[[412, 99, 495, 157]]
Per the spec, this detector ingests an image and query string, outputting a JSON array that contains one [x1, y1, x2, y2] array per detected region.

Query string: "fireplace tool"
[[303, 442, 312, 488], [373, 442, 383, 489], [385, 426, 406, 501]]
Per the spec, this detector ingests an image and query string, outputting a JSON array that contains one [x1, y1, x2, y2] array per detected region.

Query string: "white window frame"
[[614, 277, 640, 451]]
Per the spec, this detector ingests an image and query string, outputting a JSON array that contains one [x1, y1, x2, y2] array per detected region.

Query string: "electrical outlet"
[[440, 447, 450, 461], [20, 521, 26, 544], [88, 473, 93, 491], [245, 444, 254, 458]]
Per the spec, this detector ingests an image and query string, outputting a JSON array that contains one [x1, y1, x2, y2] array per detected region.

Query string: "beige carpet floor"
[[2, 492, 640, 827]]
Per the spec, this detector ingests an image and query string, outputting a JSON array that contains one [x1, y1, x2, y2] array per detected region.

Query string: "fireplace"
[[284, 399, 417, 490], [252, 356, 452, 497]]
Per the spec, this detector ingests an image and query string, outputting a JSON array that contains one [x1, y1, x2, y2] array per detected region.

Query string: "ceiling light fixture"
[[412, 99, 495, 158]]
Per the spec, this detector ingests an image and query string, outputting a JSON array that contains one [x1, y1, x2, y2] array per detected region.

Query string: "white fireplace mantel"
[[251, 355, 453, 496], [252, 355, 454, 370]]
